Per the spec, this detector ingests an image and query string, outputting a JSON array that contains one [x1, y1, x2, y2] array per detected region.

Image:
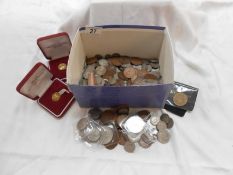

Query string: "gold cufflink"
[[58, 63, 67, 71]]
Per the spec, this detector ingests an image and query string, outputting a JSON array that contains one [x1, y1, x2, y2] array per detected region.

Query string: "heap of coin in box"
[[76, 105, 174, 153], [79, 53, 161, 86]]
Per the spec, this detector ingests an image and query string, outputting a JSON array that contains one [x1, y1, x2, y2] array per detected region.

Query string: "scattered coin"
[[88, 108, 102, 120], [123, 67, 137, 79], [157, 130, 170, 144], [109, 58, 123, 66], [173, 92, 188, 106], [166, 118, 174, 129], [156, 121, 167, 131], [77, 118, 89, 131], [95, 66, 106, 76], [88, 72, 96, 86], [138, 137, 152, 149], [118, 72, 128, 81], [160, 113, 170, 124], [98, 59, 109, 67], [116, 114, 128, 128], [116, 104, 129, 115], [144, 73, 157, 80], [124, 141, 135, 153], [112, 53, 121, 57], [100, 110, 117, 124], [118, 131, 127, 145], [105, 142, 118, 150], [87, 128, 101, 142]]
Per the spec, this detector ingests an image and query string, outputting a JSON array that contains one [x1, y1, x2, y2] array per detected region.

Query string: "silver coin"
[[138, 138, 152, 149], [156, 121, 167, 131], [87, 128, 101, 142], [95, 75, 103, 85], [150, 115, 160, 126], [124, 141, 135, 153], [95, 66, 106, 76], [146, 65, 152, 72], [77, 118, 89, 131], [157, 130, 170, 144], [98, 59, 108, 67], [99, 126, 114, 145]]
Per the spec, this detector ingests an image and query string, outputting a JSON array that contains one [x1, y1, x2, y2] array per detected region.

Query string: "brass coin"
[[86, 57, 98, 65], [173, 92, 188, 106], [144, 73, 157, 80], [156, 121, 167, 131], [124, 141, 135, 153], [51, 92, 61, 102], [123, 67, 137, 79], [130, 57, 143, 65], [58, 63, 67, 70]]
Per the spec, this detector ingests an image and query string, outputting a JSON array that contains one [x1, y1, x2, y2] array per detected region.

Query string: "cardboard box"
[[67, 25, 174, 108], [16, 63, 74, 118]]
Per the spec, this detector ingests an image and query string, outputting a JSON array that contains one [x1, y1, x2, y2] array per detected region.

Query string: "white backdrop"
[[1, 0, 233, 174]]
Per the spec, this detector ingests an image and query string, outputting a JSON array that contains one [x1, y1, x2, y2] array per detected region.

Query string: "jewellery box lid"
[[16, 63, 53, 100], [37, 32, 72, 60]]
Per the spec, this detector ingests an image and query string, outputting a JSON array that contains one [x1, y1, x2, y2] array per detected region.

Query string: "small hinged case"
[[16, 62, 74, 118], [37, 32, 72, 81]]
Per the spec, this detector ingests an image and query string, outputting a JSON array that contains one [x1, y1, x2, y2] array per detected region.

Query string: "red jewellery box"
[[16, 63, 74, 118], [37, 32, 72, 81]]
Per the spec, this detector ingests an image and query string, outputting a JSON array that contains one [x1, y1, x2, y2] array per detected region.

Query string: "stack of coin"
[[79, 53, 161, 86]]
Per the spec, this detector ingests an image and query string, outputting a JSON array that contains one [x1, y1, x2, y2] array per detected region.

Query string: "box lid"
[[37, 32, 72, 60], [16, 63, 53, 100]]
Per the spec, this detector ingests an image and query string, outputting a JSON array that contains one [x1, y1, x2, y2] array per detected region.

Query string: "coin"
[[156, 121, 167, 131], [99, 126, 114, 145], [138, 137, 152, 149], [118, 131, 127, 145], [88, 72, 96, 86], [51, 92, 61, 102], [150, 115, 160, 126], [105, 142, 118, 150], [144, 73, 157, 80], [109, 58, 123, 66], [95, 75, 104, 85], [160, 113, 170, 124], [166, 118, 174, 129], [137, 69, 148, 77], [121, 57, 130, 64], [116, 114, 128, 128], [88, 108, 102, 120], [116, 104, 129, 115], [124, 141, 135, 153], [77, 118, 89, 131], [130, 57, 143, 65], [157, 130, 170, 144], [123, 67, 137, 79], [98, 59, 108, 67], [115, 79, 125, 86], [137, 110, 150, 120], [100, 110, 117, 124], [86, 57, 97, 65], [95, 66, 106, 76], [87, 128, 101, 142], [173, 92, 188, 106], [83, 64, 96, 79], [118, 72, 128, 81], [58, 63, 67, 70]]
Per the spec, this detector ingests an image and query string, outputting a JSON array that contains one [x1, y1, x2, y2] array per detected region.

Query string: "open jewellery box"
[[37, 32, 72, 81], [16, 63, 74, 118]]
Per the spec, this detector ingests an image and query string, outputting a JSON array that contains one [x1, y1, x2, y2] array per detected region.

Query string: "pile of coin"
[[76, 105, 174, 153], [79, 53, 161, 86]]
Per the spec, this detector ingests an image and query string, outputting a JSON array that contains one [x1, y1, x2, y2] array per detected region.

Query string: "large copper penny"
[[88, 108, 102, 120], [173, 92, 188, 107], [130, 57, 143, 65], [123, 67, 137, 79]]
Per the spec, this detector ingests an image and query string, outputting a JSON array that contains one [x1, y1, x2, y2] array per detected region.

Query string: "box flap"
[[37, 32, 72, 60], [16, 63, 53, 100]]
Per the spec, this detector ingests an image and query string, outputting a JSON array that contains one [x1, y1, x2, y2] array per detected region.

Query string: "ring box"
[[67, 25, 174, 108], [37, 32, 72, 81], [16, 63, 74, 118]]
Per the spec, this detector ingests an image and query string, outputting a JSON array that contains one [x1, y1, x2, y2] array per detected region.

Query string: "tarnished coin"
[[123, 67, 137, 79], [99, 126, 114, 145], [116, 114, 128, 128], [87, 128, 101, 142], [77, 118, 89, 131], [88, 108, 102, 120], [146, 65, 152, 72], [150, 115, 160, 126], [95, 66, 106, 76], [137, 110, 150, 120], [173, 92, 188, 106], [121, 57, 130, 64], [116, 104, 129, 115], [160, 113, 170, 124], [98, 59, 109, 67], [157, 130, 170, 144], [118, 72, 128, 81], [118, 131, 127, 145], [156, 121, 167, 131], [130, 57, 143, 65], [58, 63, 67, 70], [100, 110, 117, 124], [109, 58, 123, 66], [124, 141, 135, 153], [105, 142, 118, 150], [166, 118, 174, 129], [86, 57, 97, 65], [138, 137, 152, 149], [144, 73, 157, 80]]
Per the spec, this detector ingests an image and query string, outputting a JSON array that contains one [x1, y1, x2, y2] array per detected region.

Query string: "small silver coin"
[[95, 66, 106, 76], [156, 121, 167, 131], [98, 59, 108, 67], [95, 75, 103, 85], [150, 115, 160, 126], [77, 118, 89, 131], [157, 130, 170, 144], [99, 126, 114, 145], [124, 141, 135, 153], [87, 128, 101, 142]]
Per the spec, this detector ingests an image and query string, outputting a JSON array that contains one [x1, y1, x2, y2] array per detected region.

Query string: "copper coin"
[[118, 72, 128, 81], [123, 67, 137, 79], [137, 69, 148, 77], [95, 54, 102, 60], [86, 57, 97, 65], [157, 130, 170, 144], [144, 73, 157, 80], [116, 104, 129, 115], [137, 110, 150, 119], [124, 141, 135, 153], [105, 142, 118, 150], [105, 54, 112, 59], [173, 92, 188, 106], [77, 118, 89, 131], [87, 72, 96, 86], [109, 58, 123, 66], [105, 66, 116, 76], [100, 110, 117, 124], [167, 118, 174, 129], [51, 92, 61, 102], [118, 131, 126, 145], [121, 57, 130, 64], [156, 121, 167, 131], [88, 108, 102, 120], [130, 57, 143, 65], [160, 113, 170, 124]]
